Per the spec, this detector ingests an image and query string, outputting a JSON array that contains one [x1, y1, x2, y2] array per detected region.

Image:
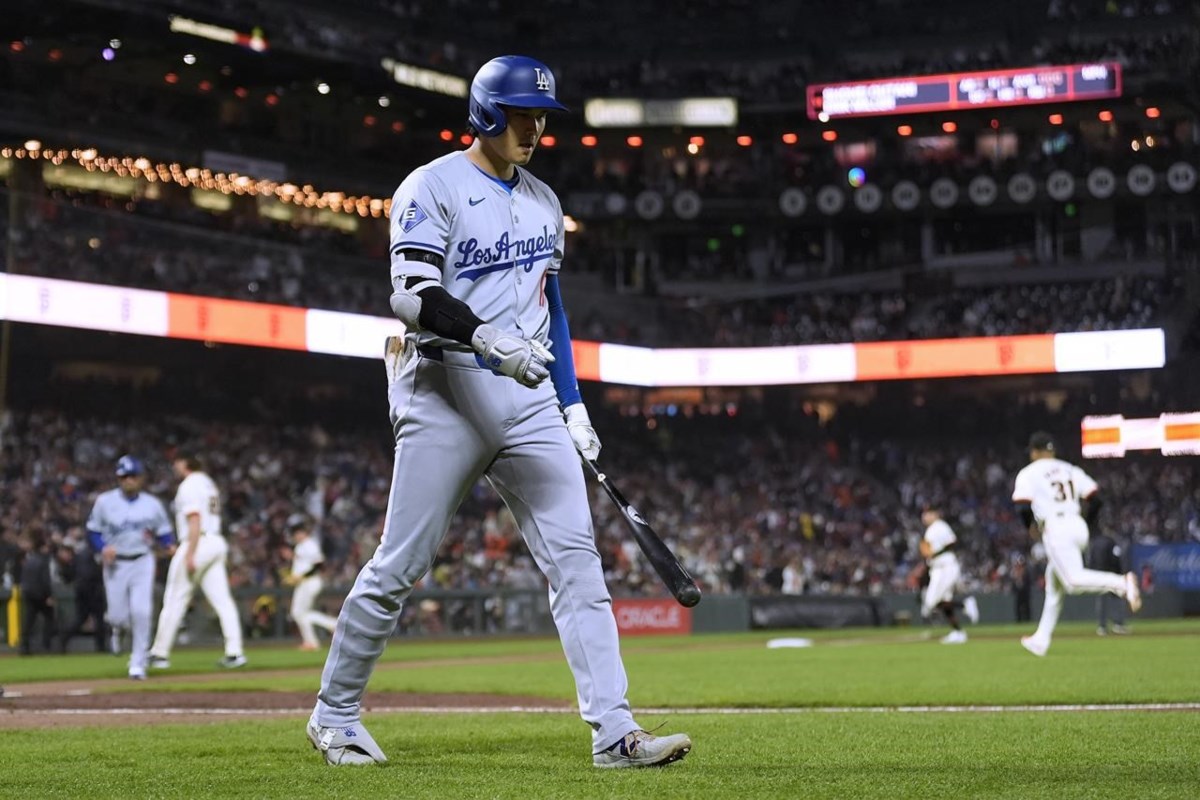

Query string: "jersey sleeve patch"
[[400, 200, 429, 233]]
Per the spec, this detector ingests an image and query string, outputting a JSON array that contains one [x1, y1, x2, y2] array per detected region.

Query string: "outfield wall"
[[1, 586, 1191, 651]]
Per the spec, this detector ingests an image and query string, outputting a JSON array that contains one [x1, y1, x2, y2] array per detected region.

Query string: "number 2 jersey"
[[1011, 458, 1099, 524], [174, 471, 222, 543]]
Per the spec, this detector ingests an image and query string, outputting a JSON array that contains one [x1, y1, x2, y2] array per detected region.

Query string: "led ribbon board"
[[807, 63, 1121, 119], [0, 274, 1165, 386]]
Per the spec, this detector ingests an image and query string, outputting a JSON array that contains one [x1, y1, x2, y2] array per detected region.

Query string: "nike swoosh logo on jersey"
[[468, 197, 485, 206]]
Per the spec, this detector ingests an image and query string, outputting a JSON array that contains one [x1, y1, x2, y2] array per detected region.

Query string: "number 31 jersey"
[[1012, 458, 1099, 523]]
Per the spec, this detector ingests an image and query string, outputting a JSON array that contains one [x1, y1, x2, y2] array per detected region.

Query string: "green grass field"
[[2, 620, 1198, 799]]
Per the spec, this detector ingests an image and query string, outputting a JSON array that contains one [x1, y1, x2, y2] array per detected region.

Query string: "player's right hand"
[[471, 324, 555, 388]]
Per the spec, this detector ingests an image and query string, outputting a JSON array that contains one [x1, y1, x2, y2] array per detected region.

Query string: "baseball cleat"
[[1097, 626, 1109, 637], [1111, 624, 1131, 635], [128, 670, 146, 681], [940, 630, 968, 644], [307, 721, 388, 766], [148, 656, 171, 669], [593, 730, 692, 769], [1020, 636, 1048, 657], [218, 654, 248, 669], [1124, 572, 1142, 613]]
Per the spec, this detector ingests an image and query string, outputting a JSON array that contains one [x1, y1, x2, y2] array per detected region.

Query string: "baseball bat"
[[583, 458, 701, 608]]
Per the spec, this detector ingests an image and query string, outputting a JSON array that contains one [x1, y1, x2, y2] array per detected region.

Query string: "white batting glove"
[[564, 403, 601, 461], [471, 324, 555, 388]]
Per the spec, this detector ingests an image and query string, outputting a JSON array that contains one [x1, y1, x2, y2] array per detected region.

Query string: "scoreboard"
[[807, 63, 1122, 119]]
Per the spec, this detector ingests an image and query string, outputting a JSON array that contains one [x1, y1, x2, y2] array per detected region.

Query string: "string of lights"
[[2, 141, 390, 218]]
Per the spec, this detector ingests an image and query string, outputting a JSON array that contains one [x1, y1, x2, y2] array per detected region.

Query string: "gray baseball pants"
[[312, 340, 638, 752]]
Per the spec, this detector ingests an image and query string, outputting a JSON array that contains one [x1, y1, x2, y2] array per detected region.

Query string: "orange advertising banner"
[[854, 334, 1057, 380], [571, 340, 602, 382], [167, 295, 308, 350]]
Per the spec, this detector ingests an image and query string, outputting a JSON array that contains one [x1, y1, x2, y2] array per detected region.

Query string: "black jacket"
[[19, 551, 53, 599]]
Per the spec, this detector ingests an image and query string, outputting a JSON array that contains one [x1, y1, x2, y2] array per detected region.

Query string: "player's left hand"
[[565, 404, 601, 461]]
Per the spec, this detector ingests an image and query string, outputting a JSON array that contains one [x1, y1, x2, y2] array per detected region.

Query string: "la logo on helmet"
[[534, 67, 550, 91]]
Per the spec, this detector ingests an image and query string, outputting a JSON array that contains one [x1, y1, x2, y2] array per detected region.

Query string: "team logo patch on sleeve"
[[400, 200, 428, 233]]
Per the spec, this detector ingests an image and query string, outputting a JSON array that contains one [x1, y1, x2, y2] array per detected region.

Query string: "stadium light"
[[540, 135, 556, 147], [1145, 107, 1161, 118], [580, 135, 597, 147], [689, 135, 705, 147], [439, 129, 454, 142], [736, 135, 752, 146], [1098, 110, 1113, 122], [781, 132, 798, 144], [941, 121, 957, 133], [821, 130, 837, 142], [896, 125, 912, 136], [626, 135, 643, 147], [1049, 113, 1064, 125]]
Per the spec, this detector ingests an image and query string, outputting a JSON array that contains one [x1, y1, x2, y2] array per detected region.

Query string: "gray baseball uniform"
[[313, 151, 640, 752], [87, 488, 172, 674]]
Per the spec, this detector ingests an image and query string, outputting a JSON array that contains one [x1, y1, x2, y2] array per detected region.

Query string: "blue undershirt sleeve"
[[87, 531, 105, 552], [544, 275, 583, 408]]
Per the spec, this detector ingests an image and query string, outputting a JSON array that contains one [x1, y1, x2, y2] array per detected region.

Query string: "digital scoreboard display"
[[807, 63, 1122, 119]]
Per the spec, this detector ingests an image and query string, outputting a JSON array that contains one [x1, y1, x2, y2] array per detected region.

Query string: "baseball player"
[[86, 456, 173, 680], [306, 55, 691, 769], [148, 453, 247, 669], [1013, 432, 1141, 657], [918, 506, 979, 644], [284, 514, 337, 650]]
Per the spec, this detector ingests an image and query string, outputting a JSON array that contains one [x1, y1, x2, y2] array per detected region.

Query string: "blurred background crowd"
[[2, 0, 1198, 646]]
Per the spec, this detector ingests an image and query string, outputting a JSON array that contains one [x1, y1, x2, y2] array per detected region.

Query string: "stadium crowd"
[[3, 392, 1195, 637], [3, 191, 1183, 349]]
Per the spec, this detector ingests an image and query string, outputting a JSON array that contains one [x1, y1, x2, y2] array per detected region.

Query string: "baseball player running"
[[1013, 432, 1141, 657], [284, 515, 337, 650], [148, 453, 247, 669], [919, 506, 979, 644], [86, 455, 173, 680], [307, 55, 691, 769]]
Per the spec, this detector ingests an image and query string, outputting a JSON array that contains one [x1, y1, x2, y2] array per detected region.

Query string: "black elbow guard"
[[414, 284, 485, 346]]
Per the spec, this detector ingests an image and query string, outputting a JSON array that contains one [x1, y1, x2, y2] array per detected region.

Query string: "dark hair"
[[1027, 431, 1056, 452], [175, 451, 205, 472]]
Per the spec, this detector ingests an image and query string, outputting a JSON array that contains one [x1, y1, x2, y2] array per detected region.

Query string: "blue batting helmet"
[[115, 455, 144, 477], [468, 55, 568, 137]]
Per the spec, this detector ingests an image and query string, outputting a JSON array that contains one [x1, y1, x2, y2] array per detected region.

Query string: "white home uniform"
[[291, 536, 337, 648], [921, 518, 961, 617], [150, 471, 245, 661], [1013, 457, 1127, 650], [86, 489, 172, 676], [313, 151, 642, 754]]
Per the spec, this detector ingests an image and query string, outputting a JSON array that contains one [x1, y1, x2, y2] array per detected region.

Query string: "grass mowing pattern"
[[2, 621, 1198, 798], [1, 712, 1197, 799]]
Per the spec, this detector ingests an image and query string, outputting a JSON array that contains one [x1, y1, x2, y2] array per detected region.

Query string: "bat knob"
[[677, 585, 702, 608]]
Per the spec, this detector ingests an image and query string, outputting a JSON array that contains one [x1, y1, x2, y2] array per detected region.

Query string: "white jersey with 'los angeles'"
[[388, 151, 563, 351], [174, 472, 222, 542], [1012, 458, 1099, 525]]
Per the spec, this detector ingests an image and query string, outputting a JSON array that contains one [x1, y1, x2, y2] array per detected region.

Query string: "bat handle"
[[581, 456, 605, 483]]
